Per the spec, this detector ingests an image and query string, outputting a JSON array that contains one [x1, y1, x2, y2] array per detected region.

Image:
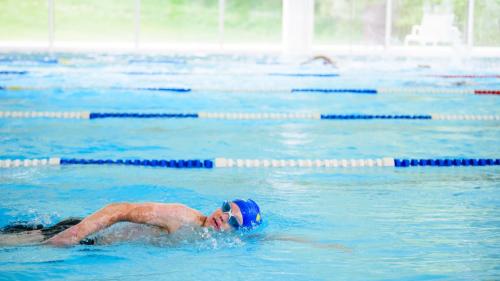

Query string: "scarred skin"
[[45, 202, 243, 246]]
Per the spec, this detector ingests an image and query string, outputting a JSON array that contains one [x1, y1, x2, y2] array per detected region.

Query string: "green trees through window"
[[0, 0, 498, 46]]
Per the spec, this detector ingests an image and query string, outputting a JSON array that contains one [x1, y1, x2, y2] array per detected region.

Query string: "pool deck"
[[0, 41, 499, 58]]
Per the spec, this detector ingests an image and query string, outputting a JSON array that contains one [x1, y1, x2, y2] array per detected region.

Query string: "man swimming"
[[0, 199, 262, 247], [301, 55, 337, 67]]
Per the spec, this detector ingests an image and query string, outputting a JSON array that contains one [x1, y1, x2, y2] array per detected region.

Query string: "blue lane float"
[[394, 158, 500, 167], [0, 71, 28, 75], [268, 73, 339, 77], [89, 113, 198, 119], [0, 58, 58, 64], [59, 158, 214, 168], [138, 87, 191, 93], [124, 72, 182, 75]]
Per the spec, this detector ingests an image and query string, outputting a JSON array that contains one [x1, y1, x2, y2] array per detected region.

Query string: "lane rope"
[[1, 71, 499, 79], [2, 71, 498, 79], [1, 111, 499, 121], [1, 157, 498, 169], [125, 72, 340, 77], [427, 75, 500, 79], [268, 73, 339, 77], [2, 85, 499, 95]]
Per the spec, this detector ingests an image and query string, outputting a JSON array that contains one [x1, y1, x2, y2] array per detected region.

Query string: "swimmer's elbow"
[[103, 202, 133, 223], [104, 202, 132, 211]]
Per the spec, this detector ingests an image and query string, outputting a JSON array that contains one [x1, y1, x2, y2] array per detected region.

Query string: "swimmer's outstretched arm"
[[251, 234, 352, 253], [45, 203, 204, 246]]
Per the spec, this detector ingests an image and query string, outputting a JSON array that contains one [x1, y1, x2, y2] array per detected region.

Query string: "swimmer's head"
[[205, 199, 262, 231], [232, 199, 262, 229]]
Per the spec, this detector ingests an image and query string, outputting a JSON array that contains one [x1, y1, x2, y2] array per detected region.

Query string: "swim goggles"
[[221, 201, 241, 229]]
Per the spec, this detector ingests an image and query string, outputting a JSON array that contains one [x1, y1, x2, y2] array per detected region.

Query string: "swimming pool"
[[0, 53, 499, 280]]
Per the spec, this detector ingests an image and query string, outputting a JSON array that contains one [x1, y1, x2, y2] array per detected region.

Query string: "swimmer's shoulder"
[[145, 203, 205, 229], [152, 203, 203, 215]]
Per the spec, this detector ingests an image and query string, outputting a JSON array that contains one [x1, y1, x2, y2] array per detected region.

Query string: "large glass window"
[[314, 0, 387, 45], [141, 0, 219, 43], [224, 0, 282, 43], [54, 0, 135, 42], [0, 0, 48, 41], [0, 0, 498, 49], [474, 0, 500, 46], [391, 0, 467, 46]]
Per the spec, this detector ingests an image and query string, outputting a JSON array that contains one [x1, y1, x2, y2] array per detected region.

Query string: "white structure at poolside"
[[282, 0, 314, 55], [404, 1, 461, 46]]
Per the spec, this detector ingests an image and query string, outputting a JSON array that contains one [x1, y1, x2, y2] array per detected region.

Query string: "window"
[[54, 0, 135, 42], [0, 0, 48, 41], [141, 0, 219, 43], [474, 0, 500, 46], [224, 0, 282, 43], [315, 0, 387, 45]]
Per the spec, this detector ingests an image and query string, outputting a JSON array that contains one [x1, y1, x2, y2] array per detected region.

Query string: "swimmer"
[[1, 199, 350, 252], [417, 64, 431, 69], [0, 199, 262, 247], [301, 55, 336, 67]]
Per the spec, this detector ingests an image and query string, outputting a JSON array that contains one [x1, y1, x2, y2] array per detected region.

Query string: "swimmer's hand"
[[44, 233, 77, 247]]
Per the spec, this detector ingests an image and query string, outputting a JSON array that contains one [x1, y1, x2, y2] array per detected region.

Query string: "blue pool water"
[[0, 53, 499, 280]]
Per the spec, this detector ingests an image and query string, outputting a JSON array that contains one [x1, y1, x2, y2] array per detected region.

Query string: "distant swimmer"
[[0, 199, 262, 246], [417, 64, 431, 69], [302, 55, 337, 67]]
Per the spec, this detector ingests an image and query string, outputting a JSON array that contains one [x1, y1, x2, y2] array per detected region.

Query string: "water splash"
[[91, 223, 246, 251]]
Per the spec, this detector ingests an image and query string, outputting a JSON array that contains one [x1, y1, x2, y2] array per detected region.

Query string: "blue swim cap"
[[232, 199, 262, 229]]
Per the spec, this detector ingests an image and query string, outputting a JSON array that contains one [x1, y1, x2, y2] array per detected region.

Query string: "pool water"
[[0, 53, 499, 280]]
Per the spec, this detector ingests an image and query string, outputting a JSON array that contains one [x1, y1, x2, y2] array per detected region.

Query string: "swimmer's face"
[[205, 202, 243, 231]]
